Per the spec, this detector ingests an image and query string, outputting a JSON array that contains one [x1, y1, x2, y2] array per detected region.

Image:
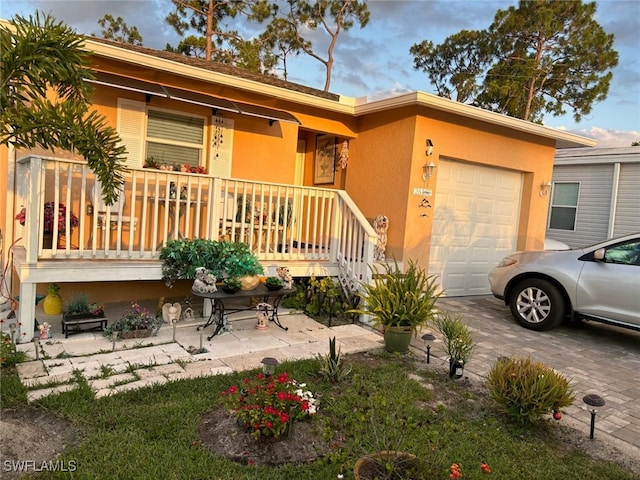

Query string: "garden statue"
[[372, 214, 389, 261], [255, 302, 272, 330], [276, 266, 293, 289], [162, 302, 182, 324], [38, 321, 51, 340], [192, 267, 217, 294]]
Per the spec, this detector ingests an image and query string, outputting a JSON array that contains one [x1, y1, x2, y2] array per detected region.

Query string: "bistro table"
[[192, 284, 296, 340]]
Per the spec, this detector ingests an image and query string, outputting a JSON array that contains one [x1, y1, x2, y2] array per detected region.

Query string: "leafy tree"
[[411, 0, 618, 123], [411, 30, 492, 103], [282, 0, 370, 91], [165, 0, 276, 71], [94, 14, 143, 45], [631, 141, 640, 147], [1, 13, 127, 205]]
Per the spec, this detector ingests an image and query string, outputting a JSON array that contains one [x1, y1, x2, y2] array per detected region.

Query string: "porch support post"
[[17, 281, 36, 343]]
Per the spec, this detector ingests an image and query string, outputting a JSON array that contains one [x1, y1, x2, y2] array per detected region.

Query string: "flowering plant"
[[143, 157, 205, 174], [221, 371, 317, 439], [103, 302, 163, 339], [15, 202, 79, 234]]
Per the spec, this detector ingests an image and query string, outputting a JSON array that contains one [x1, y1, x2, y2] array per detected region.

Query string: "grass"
[[1, 351, 636, 480]]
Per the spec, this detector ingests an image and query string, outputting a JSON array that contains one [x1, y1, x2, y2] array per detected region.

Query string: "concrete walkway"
[[6, 307, 383, 402]]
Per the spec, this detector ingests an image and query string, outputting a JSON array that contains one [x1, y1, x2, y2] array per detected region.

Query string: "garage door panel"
[[430, 160, 522, 296]]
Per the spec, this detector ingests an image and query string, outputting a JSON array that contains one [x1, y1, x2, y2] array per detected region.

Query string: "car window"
[[603, 240, 640, 265]]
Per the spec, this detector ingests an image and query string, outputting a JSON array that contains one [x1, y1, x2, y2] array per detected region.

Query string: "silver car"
[[489, 233, 640, 331]]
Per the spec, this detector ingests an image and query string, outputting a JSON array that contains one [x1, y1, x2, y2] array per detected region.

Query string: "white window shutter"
[[117, 98, 146, 169], [209, 116, 234, 177]]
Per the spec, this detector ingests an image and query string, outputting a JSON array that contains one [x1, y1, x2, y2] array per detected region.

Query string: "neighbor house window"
[[548, 182, 579, 230], [146, 109, 205, 168]]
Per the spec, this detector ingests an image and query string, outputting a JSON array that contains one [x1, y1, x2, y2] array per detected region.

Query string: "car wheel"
[[509, 279, 565, 331]]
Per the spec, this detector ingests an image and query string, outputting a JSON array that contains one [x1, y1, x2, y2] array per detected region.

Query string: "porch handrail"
[[13, 155, 375, 292]]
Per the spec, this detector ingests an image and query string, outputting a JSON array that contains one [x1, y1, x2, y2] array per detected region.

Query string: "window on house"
[[146, 109, 205, 167], [548, 182, 579, 230]]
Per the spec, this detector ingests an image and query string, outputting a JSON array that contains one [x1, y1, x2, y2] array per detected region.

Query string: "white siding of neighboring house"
[[547, 147, 640, 248], [548, 164, 612, 247], [614, 162, 640, 237]]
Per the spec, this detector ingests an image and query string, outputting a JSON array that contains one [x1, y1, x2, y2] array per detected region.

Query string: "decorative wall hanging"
[[314, 135, 336, 184], [338, 140, 349, 169]]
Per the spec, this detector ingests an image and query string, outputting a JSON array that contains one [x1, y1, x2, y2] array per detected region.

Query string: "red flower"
[[277, 391, 286, 401], [228, 386, 238, 394], [279, 413, 289, 423], [481, 462, 492, 474], [277, 372, 288, 383], [15, 202, 79, 234]]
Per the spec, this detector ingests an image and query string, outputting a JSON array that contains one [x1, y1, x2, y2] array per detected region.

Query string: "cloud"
[[553, 126, 639, 148]]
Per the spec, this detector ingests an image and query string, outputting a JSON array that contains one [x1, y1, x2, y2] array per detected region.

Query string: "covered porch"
[[10, 155, 376, 339]]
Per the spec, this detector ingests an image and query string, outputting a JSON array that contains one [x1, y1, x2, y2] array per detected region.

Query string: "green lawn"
[[1, 351, 636, 480]]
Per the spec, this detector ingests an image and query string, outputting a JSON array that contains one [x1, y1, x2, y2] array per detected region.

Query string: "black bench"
[[62, 317, 107, 338]]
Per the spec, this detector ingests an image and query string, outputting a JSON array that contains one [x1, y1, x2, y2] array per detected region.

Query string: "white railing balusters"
[[14, 155, 376, 293]]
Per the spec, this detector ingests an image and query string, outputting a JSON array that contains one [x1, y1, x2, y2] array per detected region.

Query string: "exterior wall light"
[[422, 160, 437, 182], [540, 181, 552, 197]]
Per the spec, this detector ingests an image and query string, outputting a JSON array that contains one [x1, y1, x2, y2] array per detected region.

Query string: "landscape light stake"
[[261, 357, 278, 377], [583, 394, 606, 439], [421, 333, 436, 364]]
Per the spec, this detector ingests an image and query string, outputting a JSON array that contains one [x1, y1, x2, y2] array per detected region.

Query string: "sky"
[[2, 0, 639, 147]]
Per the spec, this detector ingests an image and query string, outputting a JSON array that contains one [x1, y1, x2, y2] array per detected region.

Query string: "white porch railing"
[[14, 155, 376, 290]]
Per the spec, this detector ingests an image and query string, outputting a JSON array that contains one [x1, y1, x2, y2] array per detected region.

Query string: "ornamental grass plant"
[[486, 356, 575, 424]]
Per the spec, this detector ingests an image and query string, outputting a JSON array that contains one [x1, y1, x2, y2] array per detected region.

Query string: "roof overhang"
[[86, 71, 301, 124], [353, 92, 597, 149]]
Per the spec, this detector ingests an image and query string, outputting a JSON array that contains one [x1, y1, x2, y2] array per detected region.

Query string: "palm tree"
[[0, 12, 127, 205]]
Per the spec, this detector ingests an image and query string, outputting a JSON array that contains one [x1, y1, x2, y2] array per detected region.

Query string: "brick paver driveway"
[[427, 295, 640, 456]]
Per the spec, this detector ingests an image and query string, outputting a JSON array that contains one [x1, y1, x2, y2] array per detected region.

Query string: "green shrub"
[[432, 312, 474, 363], [1, 332, 28, 368], [159, 239, 263, 287], [486, 356, 575, 424]]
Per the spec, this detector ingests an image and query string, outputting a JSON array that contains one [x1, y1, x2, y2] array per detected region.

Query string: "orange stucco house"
[[1, 31, 595, 335]]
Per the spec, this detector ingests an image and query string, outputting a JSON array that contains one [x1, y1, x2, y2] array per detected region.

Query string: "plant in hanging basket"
[[103, 302, 162, 340]]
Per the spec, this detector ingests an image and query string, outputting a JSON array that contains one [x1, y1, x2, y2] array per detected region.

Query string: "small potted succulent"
[[265, 276, 284, 291], [221, 277, 242, 294]]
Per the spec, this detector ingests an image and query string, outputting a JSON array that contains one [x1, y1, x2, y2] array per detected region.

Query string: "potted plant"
[[352, 259, 441, 353], [353, 402, 420, 480], [159, 239, 263, 289], [63, 293, 105, 320], [103, 302, 163, 340], [221, 277, 242, 294], [433, 312, 475, 378], [265, 276, 284, 291], [15, 202, 79, 248]]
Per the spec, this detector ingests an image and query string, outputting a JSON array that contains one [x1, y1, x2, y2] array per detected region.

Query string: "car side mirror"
[[593, 248, 606, 262]]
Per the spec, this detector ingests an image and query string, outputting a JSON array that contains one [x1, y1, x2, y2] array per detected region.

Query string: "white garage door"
[[429, 160, 522, 296]]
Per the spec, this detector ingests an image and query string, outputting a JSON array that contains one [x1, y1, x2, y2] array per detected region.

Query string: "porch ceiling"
[[87, 72, 301, 125]]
